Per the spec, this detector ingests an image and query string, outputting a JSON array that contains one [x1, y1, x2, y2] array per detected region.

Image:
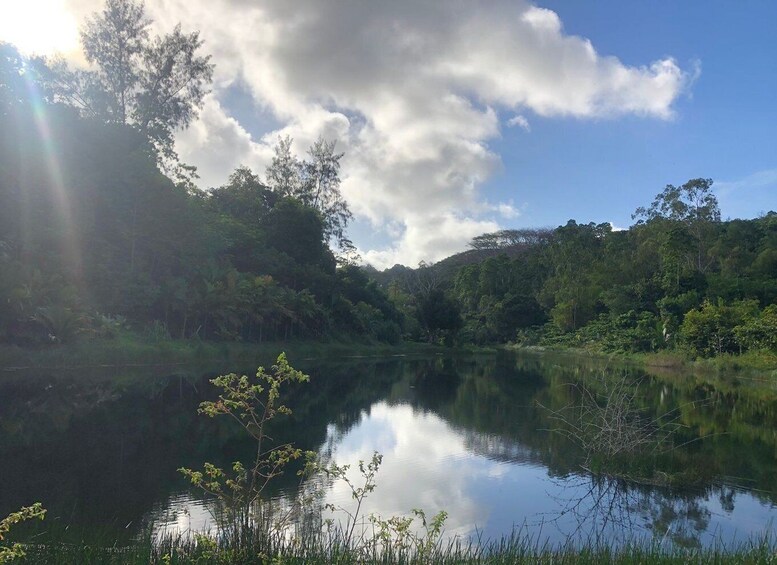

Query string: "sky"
[[1, 0, 775, 269]]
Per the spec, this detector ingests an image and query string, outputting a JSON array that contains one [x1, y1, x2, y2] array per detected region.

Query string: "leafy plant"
[[310, 451, 448, 560], [311, 451, 383, 548], [32, 306, 87, 343], [178, 354, 450, 561], [0, 503, 46, 563], [179, 353, 310, 542]]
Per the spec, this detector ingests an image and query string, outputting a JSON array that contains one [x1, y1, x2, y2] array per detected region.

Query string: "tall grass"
[[13, 529, 777, 564]]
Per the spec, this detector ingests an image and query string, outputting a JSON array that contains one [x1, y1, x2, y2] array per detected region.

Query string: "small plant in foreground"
[[0, 503, 46, 563], [179, 353, 311, 542], [179, 353, 449, 560], [312, 451, 383, 548], [309, 451, 448, 559]]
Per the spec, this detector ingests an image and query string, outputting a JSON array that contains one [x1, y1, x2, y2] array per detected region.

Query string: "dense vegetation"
[[0, 33, 403, 347], [2, 0, 776, 363], [371, 183, 777, 361]]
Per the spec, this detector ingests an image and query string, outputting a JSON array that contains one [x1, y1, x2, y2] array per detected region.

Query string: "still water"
[[2, 350, 776, 548]]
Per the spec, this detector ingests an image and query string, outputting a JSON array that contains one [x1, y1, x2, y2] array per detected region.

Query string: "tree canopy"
[[49, 0, 213, 177]]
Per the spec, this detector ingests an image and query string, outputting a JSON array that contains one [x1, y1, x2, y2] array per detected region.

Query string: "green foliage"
[[573, 311, 662, 353], [449, 181, 775, 360], [634, 178, 720, 226], [734, 304, 777, 352], [416, 288, 462, 344], [541, 221, 611, 332], [0, 44, 401, 348], [177, 355, 452, 562], [50, 0, 213, 175], [179, 353, 310, 538], [3, 31, 777, 361], [679, 299, 759, 357], [453, 254, 546, 344], [265, 135, 354, 253], [0, 503, 46, 563]]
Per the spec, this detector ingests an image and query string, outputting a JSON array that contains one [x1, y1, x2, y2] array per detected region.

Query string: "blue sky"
[[487, 1, 777, 230], [2, 0, 775, 267]]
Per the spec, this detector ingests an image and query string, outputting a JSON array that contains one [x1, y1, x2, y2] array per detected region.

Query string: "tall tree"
[[50, 0, 213, 176], [265, 136, 354, 253], [265, 136, 301, 198], [633, 178, 721, 273]]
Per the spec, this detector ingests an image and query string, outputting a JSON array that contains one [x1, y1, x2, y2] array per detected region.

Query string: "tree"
[[0, 43, 51, 116], [264, 198, 334, 272], [416, 288, 462, 344], [265, 136, 301, 198], [51, 0, 213, 176], [468, 228, 553, 250], [680, 299, 758, 357], [633, 178, 721, 273], [265, 136, 354, 252], [540, 221, 610, 332], [302, 137, 352, 249]]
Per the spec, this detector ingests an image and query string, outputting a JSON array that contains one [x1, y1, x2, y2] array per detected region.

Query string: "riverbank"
[[507, 344, 777, 381], [0, 333, 495, 373]]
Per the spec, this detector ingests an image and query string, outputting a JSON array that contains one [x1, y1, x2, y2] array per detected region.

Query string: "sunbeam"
[[21, 67, 83, 282]]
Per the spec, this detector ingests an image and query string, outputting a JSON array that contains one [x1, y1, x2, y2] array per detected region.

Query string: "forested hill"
[[368, 196, 777, 357], [0, 41, 403, 346]]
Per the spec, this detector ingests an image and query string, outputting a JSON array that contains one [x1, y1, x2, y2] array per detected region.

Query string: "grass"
[[509, 343, 777, 381], [11, 531, 777, 564]]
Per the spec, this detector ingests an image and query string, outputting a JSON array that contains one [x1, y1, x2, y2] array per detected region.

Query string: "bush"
[[679, 299, 759, 357], [734, 304, 777, 352]]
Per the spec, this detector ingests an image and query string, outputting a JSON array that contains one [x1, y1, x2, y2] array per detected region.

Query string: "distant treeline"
[[396, 182, 777, 357]]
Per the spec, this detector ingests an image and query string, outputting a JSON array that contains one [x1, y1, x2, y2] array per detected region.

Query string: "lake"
[[2, 350, 776, 549]]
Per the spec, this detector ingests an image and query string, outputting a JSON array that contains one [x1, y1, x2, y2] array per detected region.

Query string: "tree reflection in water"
[[542, 473, 718, 548]]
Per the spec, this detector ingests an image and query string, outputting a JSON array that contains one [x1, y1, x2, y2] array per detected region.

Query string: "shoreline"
[[506, 343, 777, 379]]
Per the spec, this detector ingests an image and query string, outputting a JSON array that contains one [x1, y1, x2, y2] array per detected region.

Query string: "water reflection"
[[317, 402, 489, 538], [151, 495, 216, 541], [308, 398, 777, 548], [2, 351, 777, 548]]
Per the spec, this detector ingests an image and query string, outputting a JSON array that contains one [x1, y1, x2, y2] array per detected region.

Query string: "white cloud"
[[319, 402, 493, 538], [175, 95, 273, 188], [61, 0, 694, 267], [507, 114, 531, 132], [363, 214, 500, 269], [497, 201, 522, 219]]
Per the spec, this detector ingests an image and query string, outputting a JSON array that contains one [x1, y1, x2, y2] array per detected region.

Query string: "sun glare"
[[0, 0, 79, 55]]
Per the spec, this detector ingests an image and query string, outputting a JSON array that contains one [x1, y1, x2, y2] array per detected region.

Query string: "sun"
[[0, 0, 80, 56]]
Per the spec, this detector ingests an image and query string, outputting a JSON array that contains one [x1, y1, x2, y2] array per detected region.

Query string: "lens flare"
[[22, 68, 83, 281]]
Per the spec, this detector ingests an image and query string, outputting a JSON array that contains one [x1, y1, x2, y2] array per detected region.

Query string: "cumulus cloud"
[[62, 0, 694, 267], [497, 201, 523, 219], [363, 213, 500, 269], [320, 402, 493, 537], [174, 95, 273, 188]]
